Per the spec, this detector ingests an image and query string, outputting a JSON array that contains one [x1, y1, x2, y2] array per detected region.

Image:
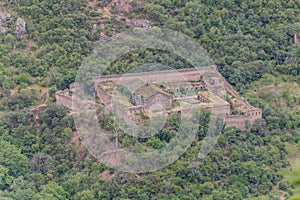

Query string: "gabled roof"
[[133, 84, 170, 99]]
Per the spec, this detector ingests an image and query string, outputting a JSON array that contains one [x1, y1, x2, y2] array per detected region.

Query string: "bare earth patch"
[[100, 169, 116, 181]]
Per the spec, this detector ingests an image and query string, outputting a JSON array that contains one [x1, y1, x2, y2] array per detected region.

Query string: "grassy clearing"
[[280, 142, 300, 200]]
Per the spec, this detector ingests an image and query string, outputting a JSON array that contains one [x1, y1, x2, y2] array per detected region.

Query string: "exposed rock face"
[[0, 12, 11, 34], [125, 18, 150, 29], [114, 0, 132, 13], [0, 12, 11, 23], [15, 17, 26, 38], [93, 23, 105, 30], [0, 14, 27, 36], [0, 26, 8, 33], [100, 32, 109, 41]]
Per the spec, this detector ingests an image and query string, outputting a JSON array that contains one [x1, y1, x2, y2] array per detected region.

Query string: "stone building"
[[55, 86, 99, 110], [56, 66, 263, 130], [132, 84, 173, 110]]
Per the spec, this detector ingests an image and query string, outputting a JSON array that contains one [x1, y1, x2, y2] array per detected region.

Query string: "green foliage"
[[131, 0, 300, 89], [39, 182, 68, 200], [39, 104, 69, 128], [74, 189, 95, 200], [0, 0, 299, 199], [0, 165, 13, 190], [1, 89, 38, 111], [0, 140, 29, 177]]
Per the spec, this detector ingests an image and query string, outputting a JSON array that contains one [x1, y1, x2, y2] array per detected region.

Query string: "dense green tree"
[[39, 182, 68, 200], [0, 140, 29, 178]]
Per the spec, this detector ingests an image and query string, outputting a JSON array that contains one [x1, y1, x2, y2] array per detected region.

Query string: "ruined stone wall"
[[212, 68, 264, 131], [128, 106, 144, 115], [207, 104, 230, 116], [167, 82, 207, 93], [103, 102, 144, 125], [111, 102, 136, 126], [69, 82, 83, 93], [97, 67, 216, 84], [132, 93, 143, 106], [144, 93, 173, 110], [56, 88, 100, 110], [203, 67, 262, 129], [55, 65, 262, 130], [214, 70, 252, 109], [95, 85, 112, 105], [225, 110, 262, 130], [55, 90, 72, 108], [97, 66, 262, 130], [225, 115, 248, 129], [197, 94, 211, 103], [247, 108, 263, 120]]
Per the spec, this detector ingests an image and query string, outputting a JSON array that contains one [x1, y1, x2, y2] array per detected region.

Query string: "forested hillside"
[[0, 0, 299, 199]]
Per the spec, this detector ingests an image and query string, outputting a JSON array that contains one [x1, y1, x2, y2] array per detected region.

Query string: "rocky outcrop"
[[125, 18, 150, 29], [0, 12, 11, 23], [0, 12, 11, 34], [0, 13, 27, 37], [100, 32, 109, 41], [15, 17, 26, 38], [93, 23, 105, 30], [113, 0, 132, 14], [0, 26, 8, 33]]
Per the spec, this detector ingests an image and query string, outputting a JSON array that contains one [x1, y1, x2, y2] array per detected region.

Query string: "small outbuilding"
[[132, 84, 173, 110]]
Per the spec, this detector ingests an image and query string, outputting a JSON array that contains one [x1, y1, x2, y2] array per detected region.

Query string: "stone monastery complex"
[[56, 66, 262, 130]]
